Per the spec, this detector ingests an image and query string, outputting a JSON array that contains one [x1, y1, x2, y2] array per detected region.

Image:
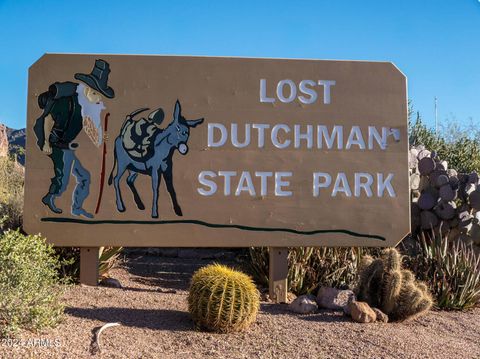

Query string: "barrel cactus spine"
[[188, 263, 260, 333]]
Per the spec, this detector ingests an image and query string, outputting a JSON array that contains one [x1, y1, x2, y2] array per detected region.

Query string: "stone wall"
[[410, 145, 480, 245]]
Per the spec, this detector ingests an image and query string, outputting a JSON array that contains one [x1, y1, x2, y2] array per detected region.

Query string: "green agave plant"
[[413, 230, 480, 310], [98, 246, 123, 279]]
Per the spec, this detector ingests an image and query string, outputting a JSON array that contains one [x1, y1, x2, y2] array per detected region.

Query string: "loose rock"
[[349, 301, 376, 323], [372, 308, 389, 323], [317, 287, 355, 311], [289, 295, 318, 314]]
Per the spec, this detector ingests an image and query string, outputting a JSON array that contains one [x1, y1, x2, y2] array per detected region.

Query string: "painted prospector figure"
[[34, 59, 115, 218], [108, 100, 203, 218]]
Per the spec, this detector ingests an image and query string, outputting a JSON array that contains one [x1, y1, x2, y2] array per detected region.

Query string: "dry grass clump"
[[0, 156, 23, 231]]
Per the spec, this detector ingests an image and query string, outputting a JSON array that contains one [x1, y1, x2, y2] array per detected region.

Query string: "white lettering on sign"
[[231, 123, 250, 148], [208, 123, 227, 147], [255, 171, 273, 196], [259, 79, 275, 103], [317, 125, 343, 149], [294, 125, 313, 149], [197, 171, 293, 197], [197, 171, 217, 196], [260, 79, 336, 104], [198, 171, 395, 198], [298, 80, 318, 104], [198, 77, 402, 201], [252, 124, 270, 148], [275, 172, 293, 196], [377, 173, 396, 197], [312, 172, 396, 198], [271, 124, 291, 149], [355, 173, 374, 197], [207, 123, 398, 150], [277, 79, 297, 103], [346, 126, 366, 150]]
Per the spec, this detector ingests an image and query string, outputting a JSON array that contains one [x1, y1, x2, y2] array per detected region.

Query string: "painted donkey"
[[108, 100, 204, 218]]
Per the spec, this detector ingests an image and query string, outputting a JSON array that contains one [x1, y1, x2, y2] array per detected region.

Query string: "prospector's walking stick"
[[94, 113, 110, 214]]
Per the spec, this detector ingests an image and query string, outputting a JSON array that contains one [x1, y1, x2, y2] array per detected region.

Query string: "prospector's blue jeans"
[[48, 147, 90, 211]]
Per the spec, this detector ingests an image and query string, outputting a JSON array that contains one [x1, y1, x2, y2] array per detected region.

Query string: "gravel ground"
[[3, 254, 480, 359]]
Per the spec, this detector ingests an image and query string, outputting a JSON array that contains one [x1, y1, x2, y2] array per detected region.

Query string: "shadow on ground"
[[66, 307, 194, 331], [123, 255, 238, 291], [260, 303, 351, 323]]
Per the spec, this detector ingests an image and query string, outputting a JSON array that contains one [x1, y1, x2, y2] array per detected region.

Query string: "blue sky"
[[0, 0, 479, 130]]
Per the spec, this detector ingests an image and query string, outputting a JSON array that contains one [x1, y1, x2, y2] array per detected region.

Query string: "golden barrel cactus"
[[188, 263, 260, 333]]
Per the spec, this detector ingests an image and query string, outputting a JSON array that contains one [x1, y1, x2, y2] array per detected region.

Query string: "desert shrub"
[[55, 246, 123, 283], [409, 115, 480, 173], [357, 248, 433, 321], [0, 156, 23, 231], [55, 247, 81, 281], [0, 230, 65, 337], [188, 263, 259, 333], [248, 247, 379, 295], [409, 230, 480, 310]]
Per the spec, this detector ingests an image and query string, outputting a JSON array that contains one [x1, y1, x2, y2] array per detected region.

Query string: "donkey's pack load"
[[24, 54, 409, 248]]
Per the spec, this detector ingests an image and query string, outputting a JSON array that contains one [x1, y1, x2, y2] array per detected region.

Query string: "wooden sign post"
[[79, 247, 99, 286], [269, 247, 288, 303], [24, 54, 409, 290]]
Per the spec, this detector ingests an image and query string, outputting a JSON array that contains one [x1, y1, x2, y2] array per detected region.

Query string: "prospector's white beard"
[[77, 82, 106, 145]]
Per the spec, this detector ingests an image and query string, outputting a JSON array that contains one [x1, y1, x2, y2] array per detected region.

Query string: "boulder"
[[289, 294, 318, 314], [469, 189, 480, 210], [418, 192, 437, 210], [434, 201, 456, 220], [435, 174, 449, 188], [372, 308, 389, 323], [349, 301, 376, 323], [410, 173, 421, 190], [316, 287, 355, 311], [420, 210, 439, 230], [439, 184, 456, 202], [417, 149, 430, 160], [469, 172, 479, 185], [418, 157, 435, 175]]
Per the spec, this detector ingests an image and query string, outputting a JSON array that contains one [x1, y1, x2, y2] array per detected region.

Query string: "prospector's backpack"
[[33, 81, 78, 150]]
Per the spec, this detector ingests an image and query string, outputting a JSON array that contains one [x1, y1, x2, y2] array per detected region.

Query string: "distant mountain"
[[0, 124, 26, 165]]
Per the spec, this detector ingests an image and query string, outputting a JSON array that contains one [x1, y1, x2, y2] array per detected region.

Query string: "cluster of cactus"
[[188, 263, 260, 333], [357, 248, 433, 321], [410, 145, 480, 245]]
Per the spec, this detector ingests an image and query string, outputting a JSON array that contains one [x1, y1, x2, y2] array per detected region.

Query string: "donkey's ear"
[[173, 100, 181, 120], [186, 118, 204, 128]]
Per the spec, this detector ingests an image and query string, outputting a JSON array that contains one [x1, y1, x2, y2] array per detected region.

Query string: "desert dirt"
[[3, 253, 480, 359]]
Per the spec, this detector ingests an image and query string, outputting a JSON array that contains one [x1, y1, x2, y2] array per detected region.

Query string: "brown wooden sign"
[[24, 54, 409, 247]]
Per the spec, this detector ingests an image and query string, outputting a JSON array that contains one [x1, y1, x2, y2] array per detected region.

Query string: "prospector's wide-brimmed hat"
[[74, 59, 115, 99]]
